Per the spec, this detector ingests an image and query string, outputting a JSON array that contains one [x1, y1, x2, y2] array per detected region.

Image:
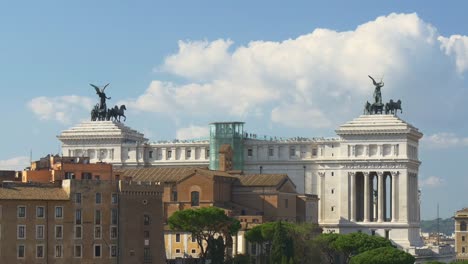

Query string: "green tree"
[[270, 221, 294, 264], [333, 232, 393, 264], [168, 207, 241, 263], [350, 247, 415, 264], [314, 233, 340, 264]]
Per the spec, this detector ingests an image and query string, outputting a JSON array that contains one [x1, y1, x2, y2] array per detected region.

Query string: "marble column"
[[319, 172, 325, 222], [349, 172, 356, 221], [363, 172, 370, 222], [391, 171, 398, 222], [377, 172, 384, 222]]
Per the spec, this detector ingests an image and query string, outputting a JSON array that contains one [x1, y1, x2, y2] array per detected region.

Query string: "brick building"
[[114, 146, 318, 259], [0, 157, 165, 263], [455, 208, 468, 261]]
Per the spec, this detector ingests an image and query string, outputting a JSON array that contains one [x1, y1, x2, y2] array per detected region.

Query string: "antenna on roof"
[[29, 149, 32, 164]]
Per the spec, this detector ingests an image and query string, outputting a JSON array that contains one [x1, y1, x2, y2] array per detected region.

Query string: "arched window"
[[191, 191, 200, 206], [461, 221, 467, 231]]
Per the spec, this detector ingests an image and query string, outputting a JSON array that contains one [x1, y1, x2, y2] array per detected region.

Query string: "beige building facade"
[[0, 178, 165, 263]]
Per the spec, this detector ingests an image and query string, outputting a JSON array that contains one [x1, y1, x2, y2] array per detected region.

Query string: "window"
[[55, 244, 63, 258], [268, 148, 274, 157], [95, 226, 102, 239], [192, 236, 196, 242], [171, 191, 178, 201], [18, 225, 26, 239], [75, 193, 81, 204], [191, 191, 200, 206], [36, 244, 44, 258], [36, 206, 45, 218], [74, 244, 82, 258], [18, 206, 26, 218], [55, 206, 63, 218], [331, 172, 334, 176], [284, 199, 289, 208], [75, 209, 82, 224], [176, 249, 181, 254], [149, 150, 153, 158], [464, 247, 466, 253], [331, 206, 335, 212], [191, 249, 196, 254], [331, 188, 335, 194], [144, 231, 150, 239], [94, 244, 101, 258], [461, 221, 467, 231], [371, 230, 376, 236], [144, 214, 151, 225], [385, 230, 390, 239], [18, 245, 25, 258], [95, 210, 101, 225], [290, 147, 295, 157], [111, 208, 118, 225], [205, 149, 210, 159], [95, 193, 102, 204], [82, 172, 92, 179], [247, 148, 253, 157], [176, 233, 181, 242], [144, 247, 151, 260], [110, 226, 118, 239], [111, 193, 118, 204], [312, 148, 317, 156], [110, 245, 117, 257], [186, 149, 191, 158], [463, 236, 466, 242], [167, 150, 172, 159], [55, 225, 63, 239], [36, 225, 45, 239], [75, 226, 82, 239], [64, 172, 75, 179]]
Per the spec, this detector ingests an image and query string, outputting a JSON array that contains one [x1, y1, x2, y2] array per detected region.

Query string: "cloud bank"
[[0, 156, 29, 171], [122, 13, 468, 130], [28, 95, 93, 124]]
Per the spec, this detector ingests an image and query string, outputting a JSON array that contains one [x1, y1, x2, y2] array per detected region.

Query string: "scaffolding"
[[209, 122, 245, 171]]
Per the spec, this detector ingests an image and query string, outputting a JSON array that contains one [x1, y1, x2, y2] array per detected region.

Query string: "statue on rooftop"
[[90, 83, 111, 111], [368, 75, 384, 106]]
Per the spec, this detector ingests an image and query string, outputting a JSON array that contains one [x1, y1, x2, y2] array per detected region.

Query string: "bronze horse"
[[385, 99, 402, 115]]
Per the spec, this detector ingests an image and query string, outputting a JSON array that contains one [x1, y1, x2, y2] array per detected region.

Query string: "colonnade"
[[349, 171, 399, 223]]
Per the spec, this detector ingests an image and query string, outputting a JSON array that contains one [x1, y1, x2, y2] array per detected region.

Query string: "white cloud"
[[123, 13, 468, 130], [161, 39, 233, 81], [28, 95, 94, 124], [0, 156, 29, 171], [176, 125, 209, 140], [420, 176, 445, 188], [439, 35, 468, 73], [422, 132, 468, 148], [271, 104, 331, 128]]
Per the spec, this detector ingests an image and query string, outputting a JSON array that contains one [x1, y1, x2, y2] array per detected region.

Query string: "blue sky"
[[1, 0, 468, 219]]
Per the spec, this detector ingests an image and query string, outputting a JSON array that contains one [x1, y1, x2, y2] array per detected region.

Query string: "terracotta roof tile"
[[0, 184, 69, 200], [235, 174, 289, 187]]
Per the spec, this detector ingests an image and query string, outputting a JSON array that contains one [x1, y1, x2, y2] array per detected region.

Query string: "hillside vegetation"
[[420, 218, 454, 235]]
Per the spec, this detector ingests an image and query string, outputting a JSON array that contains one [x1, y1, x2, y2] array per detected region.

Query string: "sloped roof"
[[0, 184, 69, 200], [115, 167, 287, 187], [57, 121, 148, 143], [235, 174, 291, 187], [336, 114, 422, 138], [114, 167, 197, 182]]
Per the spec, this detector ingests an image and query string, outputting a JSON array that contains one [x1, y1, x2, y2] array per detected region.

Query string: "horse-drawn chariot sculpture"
[[363, 75, 402, 116], [89, 83, 127, 122]]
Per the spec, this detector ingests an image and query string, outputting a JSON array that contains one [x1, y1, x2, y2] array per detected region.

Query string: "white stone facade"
[[58, 114, 424, 248]]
